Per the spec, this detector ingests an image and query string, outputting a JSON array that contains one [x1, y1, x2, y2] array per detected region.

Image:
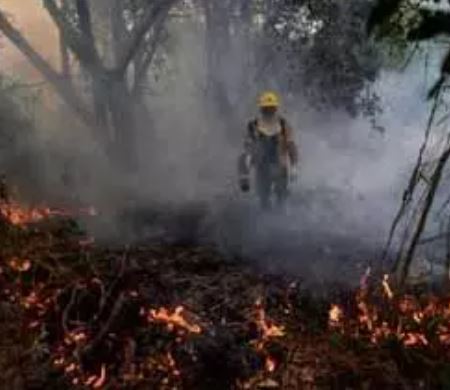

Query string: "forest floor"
[[1, 200, 450, 390]]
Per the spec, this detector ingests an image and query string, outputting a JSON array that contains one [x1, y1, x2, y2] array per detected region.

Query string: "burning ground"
[[2, 196, 450, 389]]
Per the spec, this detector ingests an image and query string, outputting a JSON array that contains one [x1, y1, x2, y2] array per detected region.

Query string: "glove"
[[239, 177, 250, 192], [290, 166, 298, 183]]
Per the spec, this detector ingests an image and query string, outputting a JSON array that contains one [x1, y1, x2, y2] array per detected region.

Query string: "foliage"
[[259, 0, 382, 116]]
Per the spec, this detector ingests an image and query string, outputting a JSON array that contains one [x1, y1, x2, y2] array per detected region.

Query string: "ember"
[[3, 195, 450, 388], [8, 257, 31, 272], [0, 201, 50, 225], [0, 199, 98, 227], [254, 298, 285, 341], [382, 274, 394, 300], [328, 304, 343, 328], [148, 306, 202, 334]]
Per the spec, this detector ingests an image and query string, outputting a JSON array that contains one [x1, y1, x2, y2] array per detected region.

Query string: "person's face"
[[260, 106, 278, 118]]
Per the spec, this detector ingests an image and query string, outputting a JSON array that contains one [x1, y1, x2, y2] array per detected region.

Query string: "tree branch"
[[0, 10, 95, 126], [399, 144, 450, 286], [115, 0, 177, 76], [43, 0, 102, 69], [133, 22, 166, 94]]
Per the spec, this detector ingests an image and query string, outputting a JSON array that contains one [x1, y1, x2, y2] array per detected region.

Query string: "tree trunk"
[[203, 0, 234, 120], [107, 76, 137, 172]]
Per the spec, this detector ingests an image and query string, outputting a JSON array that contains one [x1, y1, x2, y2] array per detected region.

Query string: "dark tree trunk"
[[203, 0, 234, 120], [108, 76, 138, 172]]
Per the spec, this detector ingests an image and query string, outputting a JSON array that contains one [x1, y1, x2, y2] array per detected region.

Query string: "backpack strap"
[[279, 116, 287, 137], [247, 119, 258, 139]]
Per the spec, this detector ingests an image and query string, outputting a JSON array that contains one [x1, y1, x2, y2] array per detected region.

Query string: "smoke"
[[119, 22, 435, 286], [0, 3, 441, 284]]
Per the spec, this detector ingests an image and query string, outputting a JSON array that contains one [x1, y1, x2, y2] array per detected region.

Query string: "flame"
[[53, 357, 65, 367], [64, 329, 88, 345], [255, 298, 285, 341], [401, 332, 428, 347], [149, 306, 201, 334], [0, 200, 97, 227], [265, 356, 276, 372], [92, 365, 107, 388], [0, 201, 50, 225], [65, 363, 77, 373], [329, 304, 343, 328], [382, 274, 394, 300], [357, 296, 374, 332], [8, 257, 31, 272], [21, 291, 38, 308]]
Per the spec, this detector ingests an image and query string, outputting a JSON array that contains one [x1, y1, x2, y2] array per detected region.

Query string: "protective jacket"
[[239, 116, 298, 175], [238, 115, 298, 208]]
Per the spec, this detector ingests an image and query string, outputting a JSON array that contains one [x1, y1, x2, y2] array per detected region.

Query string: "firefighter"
[[238, 91, 299, 209]]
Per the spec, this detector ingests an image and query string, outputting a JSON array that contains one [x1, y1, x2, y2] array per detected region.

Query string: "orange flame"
[[92, 365, 107, 389], [265, 356, 276, 372], [0, 200, 97, 226], [0, 201, 50, 225], [8, 258, 31, 272], [329, 304, 343, 328], [255, 298, 285, 341], [149, 306, 201, 334], [382, 274, 394, 300]]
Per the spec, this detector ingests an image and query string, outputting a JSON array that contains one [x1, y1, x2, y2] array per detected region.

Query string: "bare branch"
[[43, 0, 102, 69], [399, 143, 450, 286], [133, 22, 166, 94], [0, 10, 95, 126], [115, 0, 177, 76]]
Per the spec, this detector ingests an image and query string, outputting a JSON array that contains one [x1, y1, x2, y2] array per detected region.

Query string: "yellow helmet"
[[258, 91, 280, 108]]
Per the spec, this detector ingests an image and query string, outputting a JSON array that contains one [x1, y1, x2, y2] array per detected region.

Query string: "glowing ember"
[[64, 329, 88, 345], [401, 332, 428, 347], [0, 201, 50, 225], [382, 274, 394, 300], [167, 352, 181, 376], [255, 298, 285, 341], [65, 363, 77, 373], [85, 375, 97, 386], [0, 199, 98, 227], [53, 357, 65, 367], [149, 306, 202, 334], [8, 257, 31, 272], [357, 296, 374, 332], [328, 304, 343, 328], [265, 356, 276, 372], [92, 365, 107, 388]]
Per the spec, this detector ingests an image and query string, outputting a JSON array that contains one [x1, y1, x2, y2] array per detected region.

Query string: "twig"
[[387, 91, 441, 270], [96, 251, 127, 320], [62, 285, 78, 334], [82, 292, 126, 355], [399, 144, 450, 286]]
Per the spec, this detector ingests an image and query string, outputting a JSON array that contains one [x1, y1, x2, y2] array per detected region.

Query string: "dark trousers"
[[255, 164, 288, 210]]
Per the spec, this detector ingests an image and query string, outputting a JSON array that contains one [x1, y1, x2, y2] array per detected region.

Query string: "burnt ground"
[[2, 196, 448, 389], [100, 190, 387, 290]]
